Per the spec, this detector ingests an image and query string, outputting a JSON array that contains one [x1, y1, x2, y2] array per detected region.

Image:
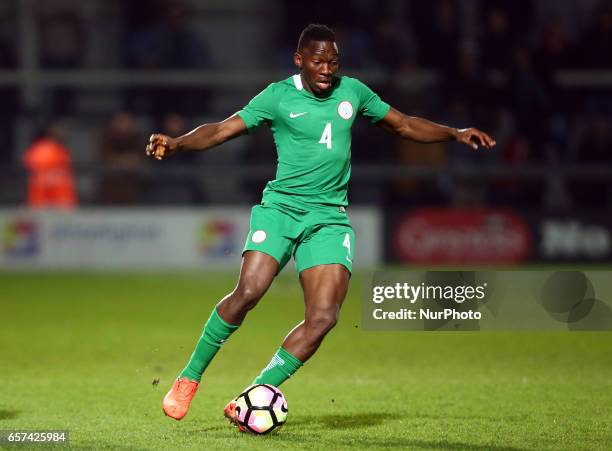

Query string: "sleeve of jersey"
[[236, 84, 277, 132], [355, 79, 390, 123]]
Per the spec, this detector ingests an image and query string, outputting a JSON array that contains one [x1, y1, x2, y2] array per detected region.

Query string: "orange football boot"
[[223, 399, 244, 431], [162, 378, 199, 420]]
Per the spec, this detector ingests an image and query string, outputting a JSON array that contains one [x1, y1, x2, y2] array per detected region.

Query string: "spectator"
[[332, 25, 374, 68], [533, 18, 576, 147], [485, 0, 534, 36], [489, 134, 546, 207], [39, 12, 83, 69], [38, 10, 84, 113], [409, 0, 460, 74], [569, 114, 612, 207], [480, 6, 515, 71], [507, 47, 550, 159], [372, 17, 417, 70], [573, 114, 612, 164], [125, 0, 210, 114], [535, 18, 576, 76], [96, 111, 146, 204], [127, 1, 208, 70], [0, 33, 17, 166], [386, 131, 448, 207], [577, 1, 612, 68], [444, 40, 491, 126], [147, 113, 202, 204], [23, 121, 78, 210]]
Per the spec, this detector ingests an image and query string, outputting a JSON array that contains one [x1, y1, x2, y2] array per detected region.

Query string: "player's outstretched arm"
[[146, 114, 248, 160], [377, 107, 496, 150]]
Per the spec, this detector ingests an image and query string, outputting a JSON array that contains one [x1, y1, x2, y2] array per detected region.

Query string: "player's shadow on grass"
[[282, 432, 523, 450], [291, 412, 387, 430], [0, 409, 19, 420], [286, 413, 525, 450], [183, 424, 233, 434], [321, 437, 525, 450]]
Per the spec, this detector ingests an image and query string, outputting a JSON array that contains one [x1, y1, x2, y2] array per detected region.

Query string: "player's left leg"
[[249, 264, 349, 386], [225, 263, 349, 427], [225, 214, 354, 425], [284, 263, 350, 359]]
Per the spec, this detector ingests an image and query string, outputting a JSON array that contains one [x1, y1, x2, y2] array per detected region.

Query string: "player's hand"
[[146, 134, 179, 160], [455, 128, 496, 150]]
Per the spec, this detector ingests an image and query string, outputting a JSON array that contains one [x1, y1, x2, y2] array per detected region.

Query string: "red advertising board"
[[393, 208, 531, 264]]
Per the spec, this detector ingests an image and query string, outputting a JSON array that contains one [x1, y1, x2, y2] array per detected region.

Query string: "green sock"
[[179, 307, 239, 382], [252, 347, 303, 387]]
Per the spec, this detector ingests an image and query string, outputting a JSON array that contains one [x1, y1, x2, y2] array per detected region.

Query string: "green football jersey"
[[237, 74, 390, 209]]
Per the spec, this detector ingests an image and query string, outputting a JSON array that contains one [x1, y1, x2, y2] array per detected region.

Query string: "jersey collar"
[[292, 74, 303, 91]]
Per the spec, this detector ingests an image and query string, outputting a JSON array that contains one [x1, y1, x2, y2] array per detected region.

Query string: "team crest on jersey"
[[337, 101, 353, 120], [251, 230, 267, 244]]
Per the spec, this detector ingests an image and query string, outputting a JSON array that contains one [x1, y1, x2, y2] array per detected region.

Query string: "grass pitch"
[[1, 271, 611, 450]]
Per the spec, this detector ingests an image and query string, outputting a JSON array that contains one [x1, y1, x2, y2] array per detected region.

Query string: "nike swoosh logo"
[[289, 112, 308, 118]]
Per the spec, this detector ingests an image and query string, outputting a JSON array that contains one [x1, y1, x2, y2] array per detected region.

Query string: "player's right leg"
[[163, 251, 278, 420]]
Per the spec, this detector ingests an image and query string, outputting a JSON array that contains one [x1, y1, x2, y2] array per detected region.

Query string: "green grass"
[[1, 271, 611, 450]]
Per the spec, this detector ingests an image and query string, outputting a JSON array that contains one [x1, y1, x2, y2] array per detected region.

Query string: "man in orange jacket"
[[23, 123, 78, 209]]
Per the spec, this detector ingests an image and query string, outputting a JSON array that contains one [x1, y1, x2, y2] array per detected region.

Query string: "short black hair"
[[297, 24, 335, 51]]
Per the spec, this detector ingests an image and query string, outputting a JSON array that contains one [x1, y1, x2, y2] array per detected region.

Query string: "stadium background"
[[1, 1, 611, 449], [0, 0, 611, 268], [0, 0, 612, 264], [0, 0, 612, 266]]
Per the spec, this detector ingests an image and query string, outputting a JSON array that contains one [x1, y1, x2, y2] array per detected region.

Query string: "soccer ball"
[[233, 384, 288, 434]]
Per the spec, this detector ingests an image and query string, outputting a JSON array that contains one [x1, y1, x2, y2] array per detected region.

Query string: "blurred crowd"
[[1, 0, 611, 209], [281, 0, 612, 208]]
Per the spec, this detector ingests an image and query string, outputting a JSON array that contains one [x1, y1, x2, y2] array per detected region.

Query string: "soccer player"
[[146, 24, 495, 423]]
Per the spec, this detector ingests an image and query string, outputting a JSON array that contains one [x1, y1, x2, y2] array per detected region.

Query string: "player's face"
[[294, 40, 339, 95]]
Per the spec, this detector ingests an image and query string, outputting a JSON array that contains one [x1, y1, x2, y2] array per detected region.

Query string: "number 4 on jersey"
[[319, 123, 332, 150]]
